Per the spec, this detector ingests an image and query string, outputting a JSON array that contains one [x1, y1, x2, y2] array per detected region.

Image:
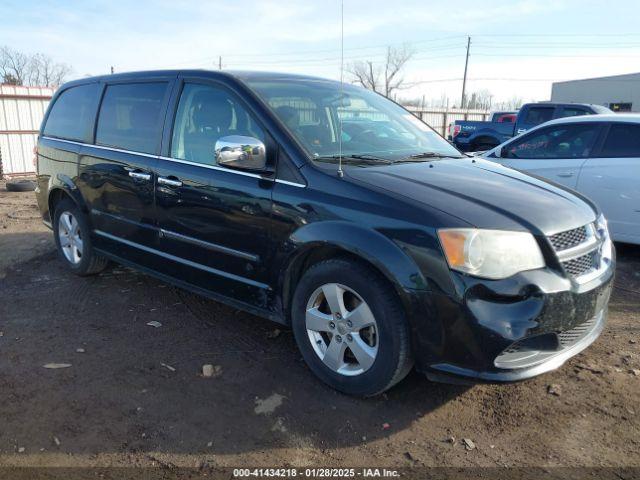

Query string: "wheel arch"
[[469, 132, 500, 149], [278, 221, 428, 325], [47, 175, 88, 220]]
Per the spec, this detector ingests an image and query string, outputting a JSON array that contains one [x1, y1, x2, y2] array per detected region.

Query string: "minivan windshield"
[[245, 78, 463, 165]]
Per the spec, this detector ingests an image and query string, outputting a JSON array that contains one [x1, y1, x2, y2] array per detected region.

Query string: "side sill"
[[94, 229, 270, 290], [94, 248, 285, 325]]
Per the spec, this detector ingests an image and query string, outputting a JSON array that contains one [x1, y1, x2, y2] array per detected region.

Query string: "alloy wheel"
[[305, 283, 379, 376], [58, 211, 83, 265]]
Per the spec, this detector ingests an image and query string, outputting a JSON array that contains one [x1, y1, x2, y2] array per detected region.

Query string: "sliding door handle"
[[158, 176, 183, 187], [128, 171, 151, 181]]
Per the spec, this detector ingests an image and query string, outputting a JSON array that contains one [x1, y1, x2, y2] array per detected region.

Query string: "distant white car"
[[482, 114, 640, 245]]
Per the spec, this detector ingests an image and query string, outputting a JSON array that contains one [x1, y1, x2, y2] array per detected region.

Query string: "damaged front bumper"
[[412, 259, 614, 384]]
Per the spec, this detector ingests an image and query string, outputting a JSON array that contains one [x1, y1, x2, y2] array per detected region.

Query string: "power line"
[[168, 47, 465, 70], [473, 52, 640, 58], [471, 33, 640, 37], [223, 48, 466, 67], [151, 36, 467, 69], [216, 34, 466, 58], [406, 75, 640, 88], [148, 33, 640, 72], [473, 43, 640, 49], [215, 33, 640, 60], [157, 48, 637, 71]]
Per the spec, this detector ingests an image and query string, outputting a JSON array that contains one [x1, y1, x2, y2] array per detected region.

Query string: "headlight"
[[438, 229, 545, 280]]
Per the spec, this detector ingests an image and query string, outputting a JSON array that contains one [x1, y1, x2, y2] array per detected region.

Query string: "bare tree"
[[1, 46, 71, 87], [349, 60, 378, 92], [490, 96, 524, 111], [465, 89, 493, 110], [0, 46, 30, 85], [28, 53, 72, 87], [348, 45, 414, 98], [502, 96, 525, 110]]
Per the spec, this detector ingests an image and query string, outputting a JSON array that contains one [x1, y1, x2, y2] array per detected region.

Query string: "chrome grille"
[[547, 223, 604, 282], [549, 226, 587, 251], [562, 251, 597, 277]]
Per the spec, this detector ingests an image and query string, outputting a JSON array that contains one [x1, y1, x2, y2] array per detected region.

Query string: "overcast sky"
[[2, 0, 640, 105]]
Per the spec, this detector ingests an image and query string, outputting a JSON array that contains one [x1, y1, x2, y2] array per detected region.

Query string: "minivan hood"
[[345, 158, 596, 235]]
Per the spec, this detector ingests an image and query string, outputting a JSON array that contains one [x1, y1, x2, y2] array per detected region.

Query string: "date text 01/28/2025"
[[232, 468, 400, 477]]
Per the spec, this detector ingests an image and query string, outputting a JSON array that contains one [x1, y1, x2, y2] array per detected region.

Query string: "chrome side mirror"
[[215, 135, 267, 171]]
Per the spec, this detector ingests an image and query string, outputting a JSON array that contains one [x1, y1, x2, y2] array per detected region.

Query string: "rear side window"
[[43, 84, 99, 141], [523, 107, 555, 125], [96, 82, 168, 154], [600, 124, 640, 158]]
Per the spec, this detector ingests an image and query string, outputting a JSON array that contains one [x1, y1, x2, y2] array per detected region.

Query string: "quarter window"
[[506, 124, 600, 159], [96, 82, 168, 154], [170, 83, 265, 166], [43, 84, 99, 141], [600, 124, 640, 158]]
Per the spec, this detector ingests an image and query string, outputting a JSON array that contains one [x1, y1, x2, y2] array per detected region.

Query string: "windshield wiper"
[[394, 152, 464, 163], [314, 154, 392, 165]]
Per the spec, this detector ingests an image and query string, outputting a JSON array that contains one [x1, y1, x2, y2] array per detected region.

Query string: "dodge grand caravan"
[[35, 70, 614, 395]]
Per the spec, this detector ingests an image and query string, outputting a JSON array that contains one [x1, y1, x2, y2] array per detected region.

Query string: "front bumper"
[[411, 261, 614, 383]]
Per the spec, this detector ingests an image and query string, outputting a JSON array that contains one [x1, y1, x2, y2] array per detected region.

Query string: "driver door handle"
[[557, 172, 574, 178], [158, 176, 183, 187], [128, 171, 151, 181]]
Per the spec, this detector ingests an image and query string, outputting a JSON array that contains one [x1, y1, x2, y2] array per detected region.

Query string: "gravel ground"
[[0, 183, 639, 471]]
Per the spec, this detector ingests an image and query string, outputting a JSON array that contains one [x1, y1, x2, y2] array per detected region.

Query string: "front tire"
[[291, 258, 413, 396], [53, 199, 108, 276]]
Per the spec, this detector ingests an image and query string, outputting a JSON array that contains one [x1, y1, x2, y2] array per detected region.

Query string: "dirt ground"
[[0, 181, 639, 472]]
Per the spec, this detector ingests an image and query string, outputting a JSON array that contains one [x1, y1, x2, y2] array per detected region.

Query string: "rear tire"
[[291, 258, 413, 396], [53, 199, 108, 276]]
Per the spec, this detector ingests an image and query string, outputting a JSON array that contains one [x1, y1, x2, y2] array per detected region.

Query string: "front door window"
[[170, 83, 265, 166]]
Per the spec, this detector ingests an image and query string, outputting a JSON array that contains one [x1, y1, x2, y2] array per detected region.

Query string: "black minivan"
[[35, 70, 614, 395]]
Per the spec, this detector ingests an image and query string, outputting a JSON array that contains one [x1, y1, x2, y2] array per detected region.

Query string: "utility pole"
[[218, 56, 222, 70], [461, 36, 471, 108]]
